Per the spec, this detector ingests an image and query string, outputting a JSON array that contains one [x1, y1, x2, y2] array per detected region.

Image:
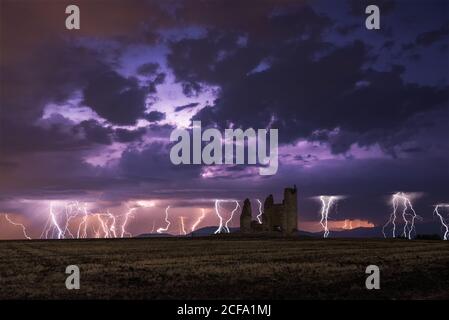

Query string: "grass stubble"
[[0, 237, 447, 299]]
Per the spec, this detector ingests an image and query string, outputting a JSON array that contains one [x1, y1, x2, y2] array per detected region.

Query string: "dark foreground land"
[[0, 237, 448, 299]]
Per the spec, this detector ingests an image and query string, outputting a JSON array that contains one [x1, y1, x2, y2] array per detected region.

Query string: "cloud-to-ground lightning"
[[224, 201, 240, 233], [96, 212, 120, 238], [36, 201, 143, 239], [191, 208, 206, 232], [157, 206, 171, 234], [3, 199, 155, 240], [48, 202, 64, 239], [97, 213, 109, 238], [180, 216, 187, 235], [76, 204, 89, 239], [382, 192, 421, 239], [3, 214, 32, 240], [42, 202, 86, 239], [214, 200, 225, 234], [120, 207, 137, 238], [107, 211, 117, 238], [214, 200, 240, 234], [319, 196, 337, 238], [256, 199, 263, 224], [433, 204, 449, 240]]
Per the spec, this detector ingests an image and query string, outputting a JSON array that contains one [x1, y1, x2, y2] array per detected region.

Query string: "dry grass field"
[[0, 237, 448, 299]]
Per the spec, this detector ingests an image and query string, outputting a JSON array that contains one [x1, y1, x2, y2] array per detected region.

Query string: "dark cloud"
[[148, 72, 166, 94], [174, 0, 290, 36], [114, 128, 146, 143], [403, 23, 449, 52], [1, 43, 103, 124], [118, 142, 201, 182], [170, 29, 447, 152], [74, 120, 113, 145], [0, 120, 83, 154], [167, 6, 332, 96], [144, 110, 166, 122], [336, 24, 359, 36], [136, 62, 167, 93], [174, 102, 199, 112], [0, 42, 131, 157], [416, 23, 449, 46], [83, 69, 147, 125], [0, 0, 173, 65], [137, 62, 160, 76], [347, 0, 396, 16]]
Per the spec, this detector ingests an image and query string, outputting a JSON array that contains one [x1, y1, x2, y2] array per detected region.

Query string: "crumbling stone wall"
[[239, 186, 298, 234]]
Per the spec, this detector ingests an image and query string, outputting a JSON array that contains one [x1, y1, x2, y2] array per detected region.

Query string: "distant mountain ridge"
[[136, 232, 174, 238], [137, 221, 446, 239]]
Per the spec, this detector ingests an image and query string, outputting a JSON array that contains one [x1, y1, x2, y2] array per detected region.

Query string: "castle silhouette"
[[240, 186, 298, 234]]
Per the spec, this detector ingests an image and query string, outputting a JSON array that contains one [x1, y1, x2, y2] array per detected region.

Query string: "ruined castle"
[[240, 186, 298, 234]]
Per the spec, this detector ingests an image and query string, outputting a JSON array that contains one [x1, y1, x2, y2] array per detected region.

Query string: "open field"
[[0, 237, 448, 299]]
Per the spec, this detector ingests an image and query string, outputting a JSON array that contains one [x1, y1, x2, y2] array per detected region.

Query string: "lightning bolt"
[[38, 201, 141, 239], [214, 200, 240, 234], [191, 208, 206, 232], [256, 199, 263, 224], [97, 214, 111, 238], [92, 225, 100, 238], [382, 192, 421, 239], [433, 204, 449, 240], [214, 200, 225, 234], [157, 206, 171, 234], [120, 207, 136, 238], [180, 216, 187, 235], [76, 204, 89, 239], [224, 201, 240, 233], [49, 202, 64, 239], [107, 210, 117, 238], [42, 202, 82, 239], [3, 214, 32, 240], [319, 196, 337, 238]]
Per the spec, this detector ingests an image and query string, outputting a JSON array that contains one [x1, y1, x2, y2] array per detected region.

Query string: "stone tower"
[[240, 198, 252, 232], [263, 195, 273, 231], [283, 185, 298, 233]]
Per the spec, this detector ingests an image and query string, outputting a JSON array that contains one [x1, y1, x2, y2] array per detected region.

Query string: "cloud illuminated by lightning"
[[136, 200, 155, 208]]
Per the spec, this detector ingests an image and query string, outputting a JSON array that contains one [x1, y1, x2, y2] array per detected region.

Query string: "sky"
[[0, 0, 448, 239]]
